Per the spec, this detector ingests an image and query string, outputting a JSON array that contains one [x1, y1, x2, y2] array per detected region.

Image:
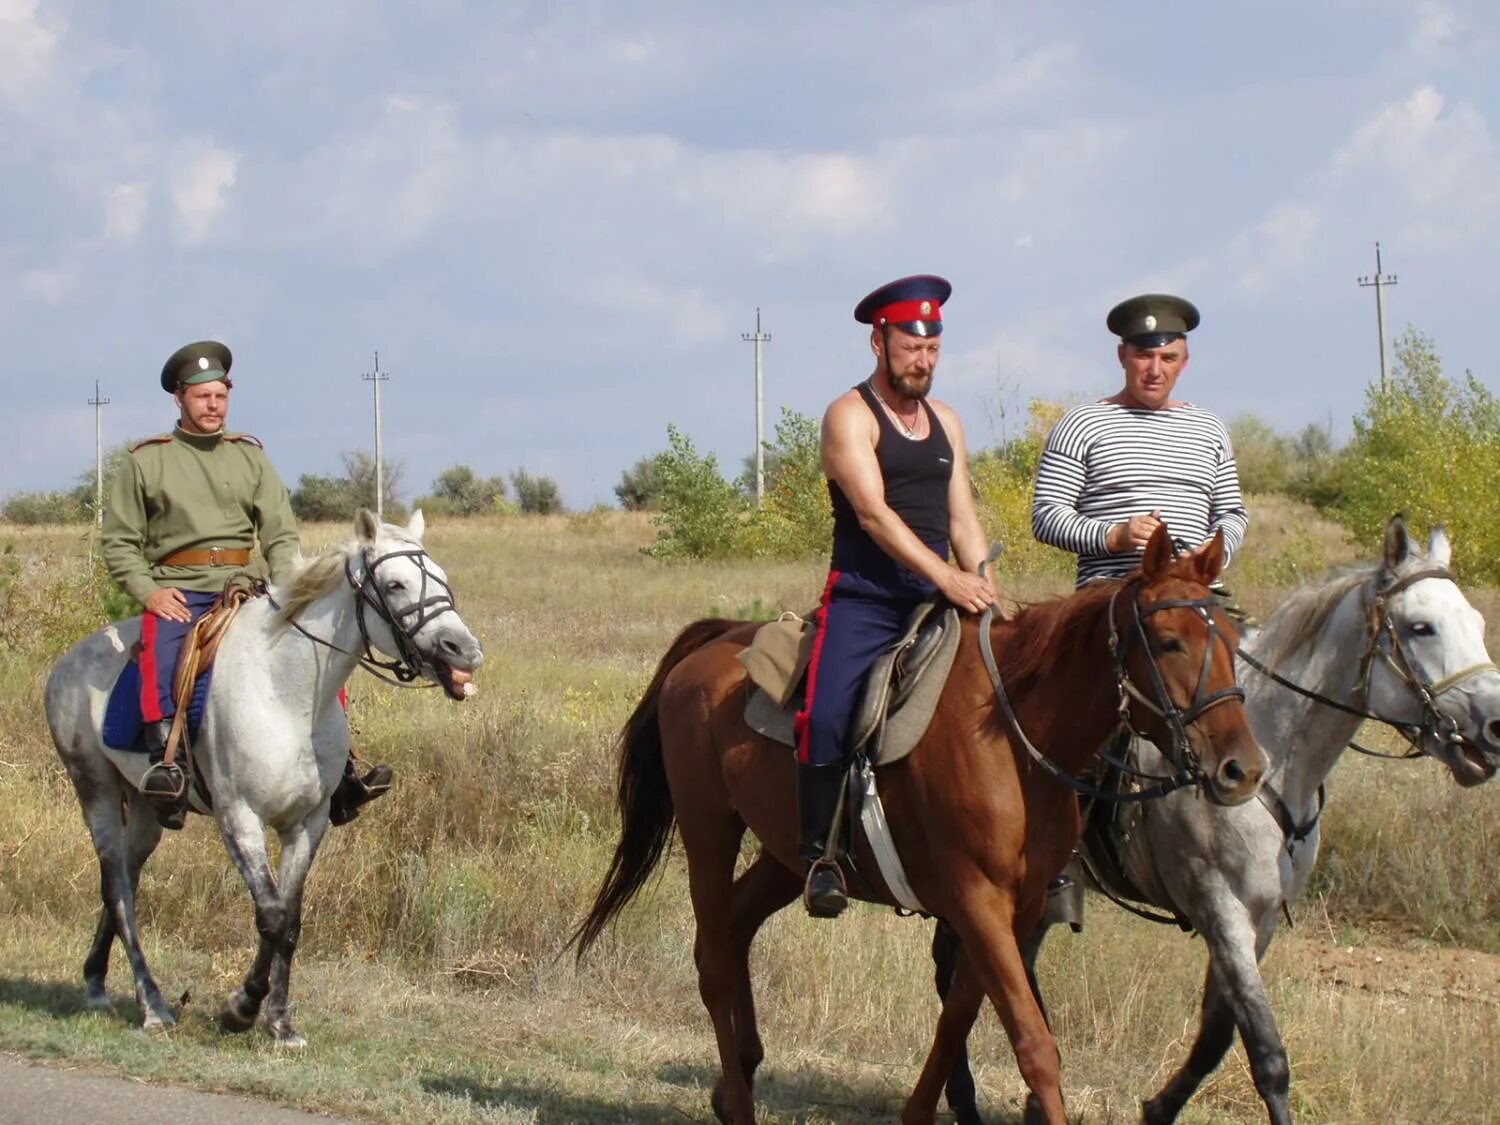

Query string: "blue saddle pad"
[[102, 660, 212, 751]]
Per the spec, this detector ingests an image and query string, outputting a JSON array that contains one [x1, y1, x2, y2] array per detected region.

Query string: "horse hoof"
[[219, 1001, 257, 1034], [710, 1084, 728, 1123], [83, 987, 114, 1012], [140, 1009, 177, 1036], [273, 1031, 308, 1050]]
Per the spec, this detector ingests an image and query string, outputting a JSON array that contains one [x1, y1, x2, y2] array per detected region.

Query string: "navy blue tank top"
[[828, 381, 953, 594]]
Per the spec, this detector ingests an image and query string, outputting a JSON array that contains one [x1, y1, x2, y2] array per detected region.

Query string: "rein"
[[1238, 564, 1497, 763], [268, 544, 458, 688], [978, 577, 1241, 804]]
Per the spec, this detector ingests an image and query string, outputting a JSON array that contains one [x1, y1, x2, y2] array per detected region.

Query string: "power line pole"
[[362, 352, 390, 521], [1357, 242, 1398, 391], [87, 380, 110, 526], [740, 308, 771, 505]]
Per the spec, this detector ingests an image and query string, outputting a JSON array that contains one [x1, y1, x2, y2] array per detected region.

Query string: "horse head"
[[1119, 524, 1266, 806], [352, 508, 485, 700], [1363, 515, 1500, 787]]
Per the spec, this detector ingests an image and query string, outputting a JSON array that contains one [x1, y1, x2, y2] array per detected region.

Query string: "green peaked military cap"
[[1106, 294, 1200, 349], [160, 340, 233, 394]]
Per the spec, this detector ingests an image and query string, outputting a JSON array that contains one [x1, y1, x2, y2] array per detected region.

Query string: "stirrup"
[[139, 762, 188, 830], [329, 762, 395, 827], [803, 858, 849, 919]]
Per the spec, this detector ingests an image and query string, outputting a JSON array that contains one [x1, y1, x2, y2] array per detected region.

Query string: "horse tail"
[[570, 617, 741, 961]]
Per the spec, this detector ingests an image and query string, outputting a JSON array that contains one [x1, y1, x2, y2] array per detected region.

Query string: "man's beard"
[[890, 370, 933, 400]]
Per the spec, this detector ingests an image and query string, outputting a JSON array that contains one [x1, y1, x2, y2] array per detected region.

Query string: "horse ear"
[[407, 508, 426, 543], [355, 508, 379, 545], [1192, 529, 1226, 585], [1429, 523, 1452, 567], [1142, 522, 1174, 579], [1383, 514, 1410, 570]]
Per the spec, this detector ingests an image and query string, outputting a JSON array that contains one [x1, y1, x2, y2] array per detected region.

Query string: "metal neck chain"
[[866, 377, 922, 438]]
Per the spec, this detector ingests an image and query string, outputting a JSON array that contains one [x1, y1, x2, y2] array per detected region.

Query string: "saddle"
[[739, 601, 961, 766], [739, 601, 962, 917]]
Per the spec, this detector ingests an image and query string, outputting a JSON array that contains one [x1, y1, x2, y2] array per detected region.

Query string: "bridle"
[[1238, 564, 1497, 761], [980, 577, 1244, 803], [271, 544, 459, 687]]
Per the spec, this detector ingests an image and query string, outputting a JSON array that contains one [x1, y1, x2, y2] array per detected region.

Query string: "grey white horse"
[[936, 516, 1500, 1124], [45, 510, 483, 1045]]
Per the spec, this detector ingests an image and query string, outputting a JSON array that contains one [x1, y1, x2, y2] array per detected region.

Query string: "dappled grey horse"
[[45, 510, 483, 1045], [935, 516, 1500, 1124]]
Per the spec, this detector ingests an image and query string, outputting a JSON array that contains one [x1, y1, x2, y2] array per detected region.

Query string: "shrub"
[[646, 425, 748, 559], [1334, 327, 1500, 581], [739, 408, 830, 559], [970, 399, 1075, 581], [418, 465, 507, 517], [511, 469, 565, 515], [1, 490, 89, 525], [615, 455, 667, 511]]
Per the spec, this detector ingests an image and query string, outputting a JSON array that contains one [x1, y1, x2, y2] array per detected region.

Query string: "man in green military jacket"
[[103, 340, 392, 829]]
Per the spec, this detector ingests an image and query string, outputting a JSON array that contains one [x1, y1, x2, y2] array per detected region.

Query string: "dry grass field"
[[0, 500, 1497, 1122]]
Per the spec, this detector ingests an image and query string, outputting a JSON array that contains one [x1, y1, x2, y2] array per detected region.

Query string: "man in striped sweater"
[[1032, 293, 1248, 588]]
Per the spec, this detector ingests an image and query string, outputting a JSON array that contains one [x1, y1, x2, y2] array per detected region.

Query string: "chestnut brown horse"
[[572, 526, 1265, 1123]]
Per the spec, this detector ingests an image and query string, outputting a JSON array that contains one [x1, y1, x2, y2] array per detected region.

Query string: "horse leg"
[[1144, 909, 1290, 1125], [215, 804, 287, 1036], [77, 782, 175, 1030], [906, 896, 1067, 1125], [907, 938, 989, 1125], [715, 851, 800, 1110], [82, 791, 165, 1012], [680, 810, 755, 1125], [262, 817, 327, 1047]]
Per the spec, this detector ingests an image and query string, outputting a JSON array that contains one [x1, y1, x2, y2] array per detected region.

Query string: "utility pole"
[[740, 308, 771, 505], [362, 352, 390, 520], [87, 380, 110, 526], [1357, 242, 1398, 391]]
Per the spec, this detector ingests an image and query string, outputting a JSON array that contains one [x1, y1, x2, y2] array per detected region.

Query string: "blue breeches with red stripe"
[[795, 571, 932, 766], [138, 591, 220, 723]]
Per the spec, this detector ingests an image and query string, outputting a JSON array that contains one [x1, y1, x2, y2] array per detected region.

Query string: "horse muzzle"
[[1204, 735, 1266, 807], [1439, 736, 1500, 788], [427, 629, 485, 702]]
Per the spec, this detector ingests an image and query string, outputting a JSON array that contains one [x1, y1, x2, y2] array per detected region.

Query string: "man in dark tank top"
[[794, 274, 1000, 918]]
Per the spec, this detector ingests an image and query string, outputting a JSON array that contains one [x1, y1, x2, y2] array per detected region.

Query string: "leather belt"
[[158, 547, 252, 568]]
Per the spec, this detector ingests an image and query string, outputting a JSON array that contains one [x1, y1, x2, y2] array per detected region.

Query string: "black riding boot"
[[139, 717, 187, 831], [797, 762, 849, 918], [329, 755, 394, 826]]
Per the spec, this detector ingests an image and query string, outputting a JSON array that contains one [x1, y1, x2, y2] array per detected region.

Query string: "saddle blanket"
[[102, 659, 212, 752]]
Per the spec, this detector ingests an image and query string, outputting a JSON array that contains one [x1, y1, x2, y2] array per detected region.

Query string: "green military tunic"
[[102, 427, 301, 604]]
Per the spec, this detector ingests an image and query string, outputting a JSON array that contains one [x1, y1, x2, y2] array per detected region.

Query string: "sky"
[[2, 0, 1497, 509]]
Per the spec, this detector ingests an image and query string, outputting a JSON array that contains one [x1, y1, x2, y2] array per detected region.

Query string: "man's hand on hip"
[[144, 587, 192, 623], [1106, 511, 1164, 554]]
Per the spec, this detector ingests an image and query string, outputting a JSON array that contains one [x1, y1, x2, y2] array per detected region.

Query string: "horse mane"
[[993, 576, 1137, 687], [1253, 565, 1377, 672], [272, 527, 421, 625]]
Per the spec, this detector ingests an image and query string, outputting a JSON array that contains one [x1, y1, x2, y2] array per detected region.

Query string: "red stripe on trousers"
[[139, 612, 164, 722], [794, 570, 841, 764]]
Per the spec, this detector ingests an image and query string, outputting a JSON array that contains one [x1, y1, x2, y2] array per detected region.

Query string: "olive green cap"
[[160, 340, 233, 394], [1106, 294, 1200, 348]]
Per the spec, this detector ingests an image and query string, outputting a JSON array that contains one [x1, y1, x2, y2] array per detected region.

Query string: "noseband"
[[979, 579, 1242, 804], [345, 546, 458, 683]]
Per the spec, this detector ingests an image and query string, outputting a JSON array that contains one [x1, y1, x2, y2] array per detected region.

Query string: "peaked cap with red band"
[[853, 274, 951, 338]]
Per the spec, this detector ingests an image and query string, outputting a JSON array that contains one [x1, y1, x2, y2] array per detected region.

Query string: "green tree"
[[419, 465, 508, 517], [291, 451, 405, 523], [647, 425, 748, 559], [1, 490, 88, 525], [510, 469, 565, 514], [1336, 327, 1500, 579], [615, 454, 668, 511], [970, 399, 1074, 579], [1228, 414, 1293, 495], [740, 407, 830, 558]]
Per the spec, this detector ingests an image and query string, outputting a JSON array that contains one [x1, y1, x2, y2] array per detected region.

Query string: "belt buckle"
[[209, 546, 224, 566]]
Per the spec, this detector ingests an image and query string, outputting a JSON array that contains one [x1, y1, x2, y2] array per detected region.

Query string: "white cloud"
[[169, 142, 240, 243], [1412, 0, 1456, 61], [1232, 203, 1321, 298], [0, 0, 57, 102], [21, 266, 72, 303], [578, 274, 731, 348], [103, 181, 149, 242]]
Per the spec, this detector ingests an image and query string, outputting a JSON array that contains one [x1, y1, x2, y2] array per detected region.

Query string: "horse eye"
[[385, 580, 405, 593], [1155, 635, 1185, 654], [1409, 621, 1436, 637]]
